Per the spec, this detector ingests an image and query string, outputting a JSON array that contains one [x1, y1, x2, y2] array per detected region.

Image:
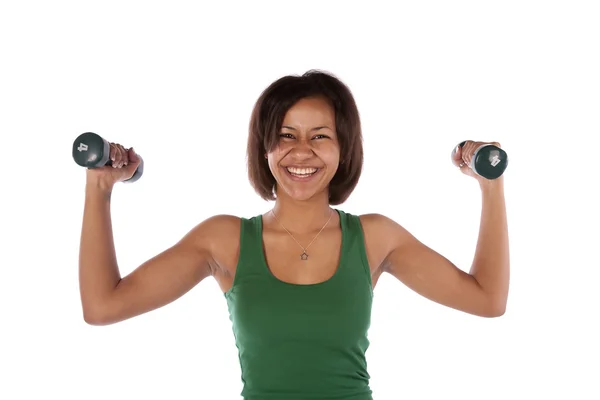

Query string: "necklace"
[[270, 208, 333, 261]]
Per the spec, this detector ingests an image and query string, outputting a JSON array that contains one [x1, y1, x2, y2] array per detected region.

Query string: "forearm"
[[79, 180, 121, 320], [470, 177, 510, 313]]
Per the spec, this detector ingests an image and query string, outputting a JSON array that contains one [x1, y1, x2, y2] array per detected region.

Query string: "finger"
[[109, 143, 118, 166], [462, 141, 477, 167], [456, 140, 472, 166], [118, 144, 129, 168], [119, 144, 129, 167], [114, 143, 125, 168], [112, 143, 121, 168], [117, 148, 139, 180]]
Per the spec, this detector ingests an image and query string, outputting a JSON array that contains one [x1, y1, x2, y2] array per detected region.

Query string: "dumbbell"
[[454, 141, 508, 180], [72, 132, 144, 183]]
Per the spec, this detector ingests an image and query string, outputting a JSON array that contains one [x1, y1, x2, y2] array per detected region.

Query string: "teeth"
[[287, 167, 318, 176]]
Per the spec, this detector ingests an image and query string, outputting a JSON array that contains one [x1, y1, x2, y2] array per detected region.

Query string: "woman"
[[79, 70, 510, 400]]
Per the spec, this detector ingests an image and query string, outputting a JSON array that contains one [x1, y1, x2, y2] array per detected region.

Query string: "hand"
[[86, 143, 142, 190], [452, 140, 503, 183]]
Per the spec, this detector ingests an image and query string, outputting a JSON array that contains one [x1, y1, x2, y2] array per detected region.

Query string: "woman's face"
[[267, 96, 341, 202]]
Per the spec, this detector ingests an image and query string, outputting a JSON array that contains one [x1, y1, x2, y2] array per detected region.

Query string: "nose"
[[290, 138, 314, 158]]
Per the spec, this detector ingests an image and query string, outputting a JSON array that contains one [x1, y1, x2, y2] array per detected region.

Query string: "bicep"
[[369, 215, 493, 317], [385, 238, 491, 315], [94, 215, 239, 325], [106, 239, 213, 323]]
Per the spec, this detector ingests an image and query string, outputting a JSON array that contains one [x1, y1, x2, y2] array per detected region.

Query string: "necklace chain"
[[270, 209, 333, 261]]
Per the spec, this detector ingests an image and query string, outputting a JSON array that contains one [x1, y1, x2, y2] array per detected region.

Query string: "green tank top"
[[224, 209, 374, 400]]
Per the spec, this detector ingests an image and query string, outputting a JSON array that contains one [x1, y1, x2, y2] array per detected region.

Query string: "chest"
[[262, 228, 343, 286], [214, 215, 385, 293]]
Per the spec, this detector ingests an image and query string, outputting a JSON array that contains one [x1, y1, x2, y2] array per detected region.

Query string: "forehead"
[[282, 96, 335, 126]]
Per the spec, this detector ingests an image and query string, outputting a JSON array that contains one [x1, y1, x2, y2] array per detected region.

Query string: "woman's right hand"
[[86, 143, 142, 190]]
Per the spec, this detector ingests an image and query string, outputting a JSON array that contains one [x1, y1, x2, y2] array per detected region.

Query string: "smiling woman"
[[78, 69, 510, 400]]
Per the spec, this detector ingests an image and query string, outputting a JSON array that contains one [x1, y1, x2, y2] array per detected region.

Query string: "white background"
[[1, 1, 599, 399]]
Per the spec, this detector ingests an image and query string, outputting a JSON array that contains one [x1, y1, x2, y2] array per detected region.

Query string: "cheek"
[[266, 156, 276, 173], [324, 155, 340, 168], [266, 150, 283, 171], [318, 144, 341, 166]]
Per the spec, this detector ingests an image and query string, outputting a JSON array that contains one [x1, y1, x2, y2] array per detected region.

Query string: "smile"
[[284, 166, 321, 181]]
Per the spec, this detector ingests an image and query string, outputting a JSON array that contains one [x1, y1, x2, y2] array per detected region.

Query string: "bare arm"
[[467, 178, 510, 313], [361, 178, 509, 317], [79, 179, 237, 325]]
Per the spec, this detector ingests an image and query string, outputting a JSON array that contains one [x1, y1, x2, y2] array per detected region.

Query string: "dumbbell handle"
[[72, 132, 144, 183]]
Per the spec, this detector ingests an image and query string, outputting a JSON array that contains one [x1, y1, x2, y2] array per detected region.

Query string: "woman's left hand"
[[451, 140, 503, 183]]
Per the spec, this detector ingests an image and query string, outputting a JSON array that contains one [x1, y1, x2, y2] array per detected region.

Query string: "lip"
[[283, 165, 322, 169], [282, 166, 322, 182]]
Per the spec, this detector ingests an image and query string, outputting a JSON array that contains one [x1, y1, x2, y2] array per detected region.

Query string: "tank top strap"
[[229, 215, 268, 287], [336, 209, 373, 292]]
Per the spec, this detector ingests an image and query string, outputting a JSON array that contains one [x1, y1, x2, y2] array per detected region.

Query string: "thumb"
[[120, 148, 141, 180], [127, 147, 140, 163]]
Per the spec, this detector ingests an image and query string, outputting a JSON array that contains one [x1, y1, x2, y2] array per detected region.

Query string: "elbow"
[[82, 305, 111, 326], [485, 300, 507, 318], [487, 308, 506, 318], [83, 310, 104, 326]]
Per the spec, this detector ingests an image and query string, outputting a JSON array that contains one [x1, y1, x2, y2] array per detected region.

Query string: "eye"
[[312, 134, 329, 140], [279, 133, 294, 139]]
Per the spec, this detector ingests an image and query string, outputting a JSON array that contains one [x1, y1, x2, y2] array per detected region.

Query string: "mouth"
[[283, 166, 321, 181]]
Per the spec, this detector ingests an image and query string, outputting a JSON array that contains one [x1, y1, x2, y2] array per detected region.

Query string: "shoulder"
[[188, 214, 241, 237], [351, 212, 415, 271], [200, 214, 242, 235], [181, 214, 242, 254], [358, 213, 409, 239], [183, 214, 244, 275]]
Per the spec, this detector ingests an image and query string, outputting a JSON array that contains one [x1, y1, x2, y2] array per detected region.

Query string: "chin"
[[286, 190, 326, 203], [275, 167, 333, 202]]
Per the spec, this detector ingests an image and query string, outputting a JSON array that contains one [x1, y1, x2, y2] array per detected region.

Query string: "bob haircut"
[[247, 69, 363, 205]]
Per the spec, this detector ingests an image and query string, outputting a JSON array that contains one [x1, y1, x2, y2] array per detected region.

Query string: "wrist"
[[85, 175, 114, 199], [479, 176, 504, 194]]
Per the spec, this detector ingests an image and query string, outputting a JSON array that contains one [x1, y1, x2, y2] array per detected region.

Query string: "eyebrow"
[[281, 125, 332, 131]]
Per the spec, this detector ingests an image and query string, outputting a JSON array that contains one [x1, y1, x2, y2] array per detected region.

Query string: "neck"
[[270, 193, 333, 234]]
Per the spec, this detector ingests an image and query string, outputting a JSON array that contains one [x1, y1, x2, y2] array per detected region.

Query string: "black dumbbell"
[[454, 141, 508, 180], [72, 132, 144, 183]]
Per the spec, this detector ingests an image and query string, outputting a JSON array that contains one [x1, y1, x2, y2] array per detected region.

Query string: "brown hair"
[[247, 69, 363, 205]]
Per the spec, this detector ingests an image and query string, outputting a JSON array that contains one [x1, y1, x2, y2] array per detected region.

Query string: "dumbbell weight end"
[[72, 132, 144, 183], [455, 141, 508, 180]]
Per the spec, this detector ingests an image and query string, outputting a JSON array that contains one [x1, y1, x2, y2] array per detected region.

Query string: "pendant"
[[300, 252, 309, 261]]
